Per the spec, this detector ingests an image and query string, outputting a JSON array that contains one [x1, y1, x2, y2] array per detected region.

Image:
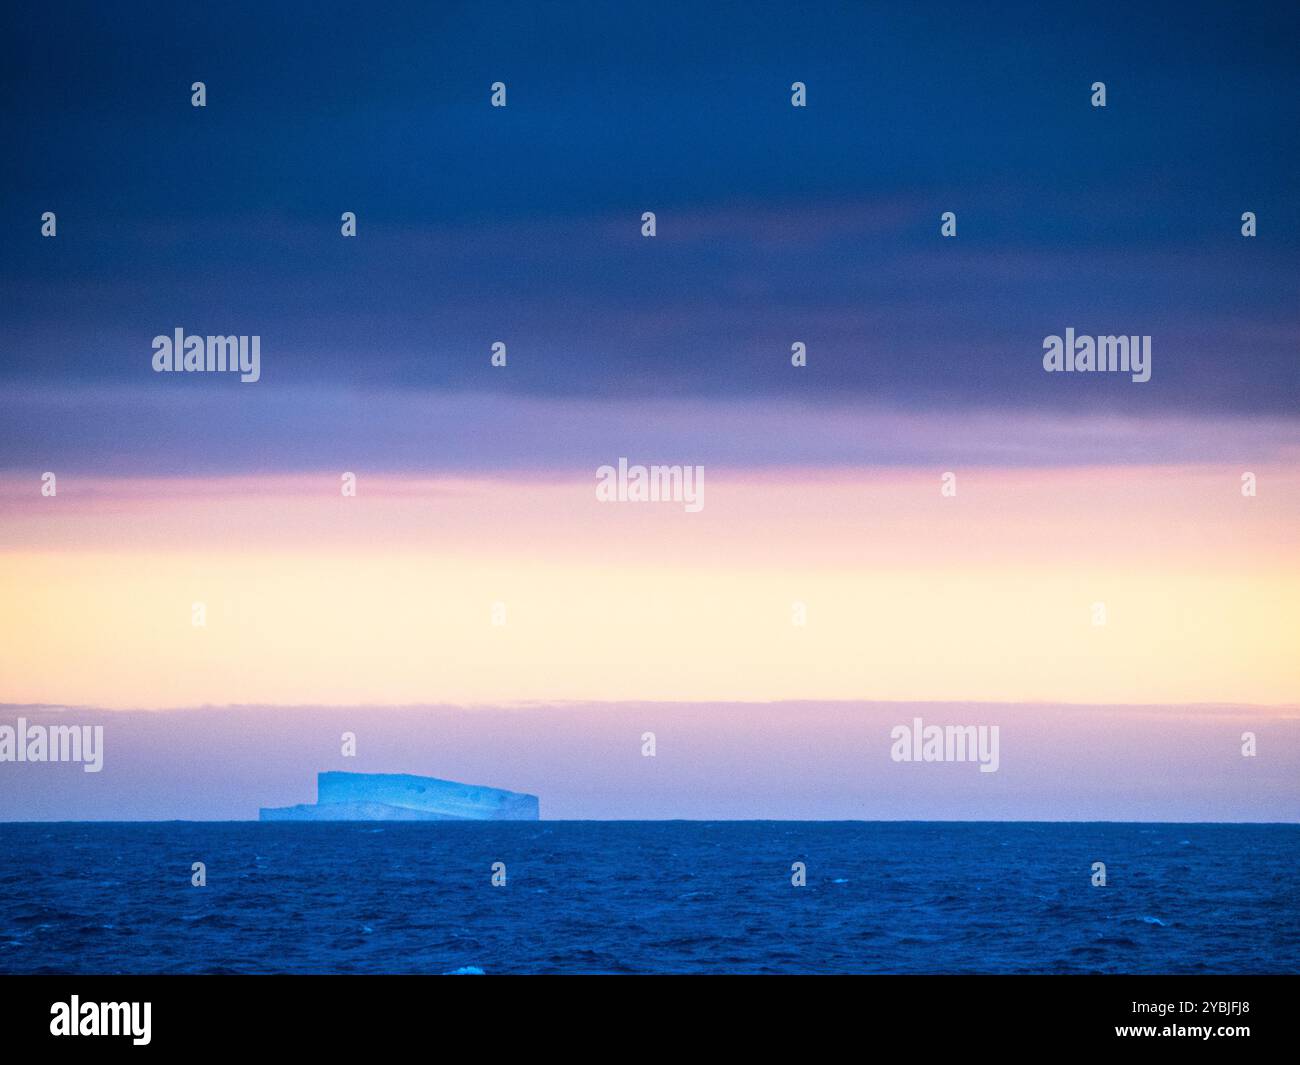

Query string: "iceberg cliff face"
[[259, 772, 539, 821]]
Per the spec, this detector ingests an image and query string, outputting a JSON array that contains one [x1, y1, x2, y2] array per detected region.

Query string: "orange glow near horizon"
[[1, 466, 1296, 709]]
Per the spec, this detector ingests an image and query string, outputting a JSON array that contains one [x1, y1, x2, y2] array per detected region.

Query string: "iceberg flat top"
[[317, 771, 536, 801]]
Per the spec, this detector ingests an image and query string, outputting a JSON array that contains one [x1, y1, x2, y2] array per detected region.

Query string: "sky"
[[0, 3, 1296, 818], [1, 702, 1296, 822]]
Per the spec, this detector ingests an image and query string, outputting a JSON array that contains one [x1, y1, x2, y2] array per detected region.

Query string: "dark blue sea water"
[[1, 822, 1296, 974]]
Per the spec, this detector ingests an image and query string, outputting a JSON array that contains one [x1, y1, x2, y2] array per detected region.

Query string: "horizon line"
[[3, 817, 1298, 826]]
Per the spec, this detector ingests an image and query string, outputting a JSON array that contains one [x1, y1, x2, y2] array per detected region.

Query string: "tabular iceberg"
[[259, 771, 539, 821]]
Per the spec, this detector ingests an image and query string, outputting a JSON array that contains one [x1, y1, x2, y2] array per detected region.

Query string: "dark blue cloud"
[[2, 0, 1297, 419]]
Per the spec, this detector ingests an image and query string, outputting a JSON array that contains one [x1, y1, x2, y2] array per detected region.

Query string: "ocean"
[[1, 821, 1296, 974]]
